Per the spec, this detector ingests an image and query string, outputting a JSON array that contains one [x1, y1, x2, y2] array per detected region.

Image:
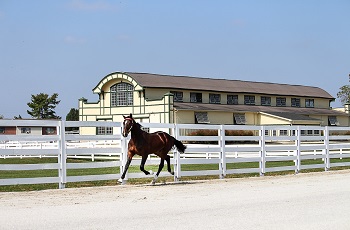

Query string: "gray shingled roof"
[[173, 102, 346, 116], [262, 112, 320, 121], [125, 72, 334, 99]]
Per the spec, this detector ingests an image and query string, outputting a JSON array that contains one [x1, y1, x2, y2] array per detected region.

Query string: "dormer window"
[[261, 96, 271, 106], [227, 95, 238, 105], [190, 92, 202, 103], [209, 94, 221, 104], [170, 91, 183, 102], [291, 98, 300, 107], [276, 97, 286, 107], [244, 95, 255, 105], [305, 99, 314, 108]]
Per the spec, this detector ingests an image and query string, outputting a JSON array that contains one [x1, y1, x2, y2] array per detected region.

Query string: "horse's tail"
[[174, 139, 186, 153]]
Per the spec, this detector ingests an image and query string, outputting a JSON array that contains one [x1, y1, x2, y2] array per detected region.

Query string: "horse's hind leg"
[[152, 158, 164, 185], [165, 155, 174, 175], [140, 155, 153, 175]]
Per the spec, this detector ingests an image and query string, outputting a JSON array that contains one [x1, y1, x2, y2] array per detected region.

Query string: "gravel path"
[[1, 170, 350, 230]]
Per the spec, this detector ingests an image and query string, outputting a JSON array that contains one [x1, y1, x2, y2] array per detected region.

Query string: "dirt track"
[[1, 170, 350, 230]]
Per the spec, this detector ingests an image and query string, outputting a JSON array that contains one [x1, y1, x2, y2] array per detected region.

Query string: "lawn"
[[1, 156, 350, 192]]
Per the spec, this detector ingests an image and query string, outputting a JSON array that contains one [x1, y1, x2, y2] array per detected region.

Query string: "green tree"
[[337, 85, 350, 106], [14, 115, 22, 119], [65, 108, 79, 132], [27, 93, 61, 119], [66, 108, 79, 121], [0, 115, 3, 119]]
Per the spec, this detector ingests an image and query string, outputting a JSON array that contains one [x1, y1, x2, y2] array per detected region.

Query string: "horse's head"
[[122, 113, 134, 137]]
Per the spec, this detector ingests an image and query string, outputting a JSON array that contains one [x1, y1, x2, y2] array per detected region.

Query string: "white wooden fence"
[[1, 120, 350, 189]]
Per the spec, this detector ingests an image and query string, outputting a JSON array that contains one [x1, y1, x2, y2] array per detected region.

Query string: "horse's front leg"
[[118, 156, 132, 183], [140, 154, 153, 175]]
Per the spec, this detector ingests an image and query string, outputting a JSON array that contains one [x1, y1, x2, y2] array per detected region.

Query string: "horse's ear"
[[129, 113, 132, 118], [122, 115, 126, 119]]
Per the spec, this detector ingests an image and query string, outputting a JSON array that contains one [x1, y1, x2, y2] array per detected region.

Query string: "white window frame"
[[227, 95, 238, 105], [110, 82, 134, 106], [261, 96, 271, 106], [170, 91, 183, 102], [244, 95, 255, 105], [234, 113, 246, 125], [276, 97, 286, 107], [305, 99, 314, 108], [195, 112, 210, 124], [291, 98, 300, 107], [209, 94, 221, 104], [190, 93, 202, 103]]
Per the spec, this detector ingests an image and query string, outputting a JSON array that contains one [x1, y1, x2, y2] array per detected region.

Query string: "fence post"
[[325, 126, 330, 171], [259, 126, 265, 176], [174, 124, 181, 182], [58, 121, 67, 189], [120, 129, 128, 184], [295, 126, 301, 174], [219, 125, 226, 179]]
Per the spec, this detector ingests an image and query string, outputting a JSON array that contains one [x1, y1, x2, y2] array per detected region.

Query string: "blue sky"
[[0, 0, 349, 119]]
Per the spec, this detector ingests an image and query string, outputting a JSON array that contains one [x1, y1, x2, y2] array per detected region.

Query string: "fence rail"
[[1, 120, 350, 189]]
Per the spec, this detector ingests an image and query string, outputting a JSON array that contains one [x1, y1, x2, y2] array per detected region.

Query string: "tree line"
[[0, 93, 79, 121]]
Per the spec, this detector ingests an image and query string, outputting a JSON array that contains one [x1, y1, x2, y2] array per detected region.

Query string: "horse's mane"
[[133, 121, 143, 130]]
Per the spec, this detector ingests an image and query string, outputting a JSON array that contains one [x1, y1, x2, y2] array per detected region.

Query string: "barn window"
[[276, 97, 286, 107], [261, 96, 271, 106], [0, 127, 5, 134], [328, 116, 338, 126], [21, 127, 31, 134], [305, 99, 314, 108], [170, 91, 183, 102], [234, 113, 246, 125], [195, 112, 209, 124], [190, 93, 202, 103], [291, 98, 300, 107], [227, 95, 238, 105], [110, 82, 134, 106], [209, 94, 221, 104], [45, 127, 55, 134], [97, 120, 113, 135], [279, 130, 288, 136], [244, 95, 255, 105]]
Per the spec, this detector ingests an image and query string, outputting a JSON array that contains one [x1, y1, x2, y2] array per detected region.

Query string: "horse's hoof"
[[149, 170, 154, 175], [118, 178, 125, 184], [170, 172, 174, 175], [151, 175, 158, 185]]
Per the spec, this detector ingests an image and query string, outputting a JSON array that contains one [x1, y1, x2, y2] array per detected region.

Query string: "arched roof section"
[[92, 72, 143, 94]]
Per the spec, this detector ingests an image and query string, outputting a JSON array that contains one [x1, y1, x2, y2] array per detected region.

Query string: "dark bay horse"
[[118, 114, 186, 184]]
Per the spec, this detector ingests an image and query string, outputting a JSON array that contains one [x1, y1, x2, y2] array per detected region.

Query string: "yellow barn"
[[79, 72, 349, 135]]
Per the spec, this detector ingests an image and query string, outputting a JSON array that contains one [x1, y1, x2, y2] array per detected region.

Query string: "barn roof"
[[124, 72, 334, 99], [173, 102, 344, 116]]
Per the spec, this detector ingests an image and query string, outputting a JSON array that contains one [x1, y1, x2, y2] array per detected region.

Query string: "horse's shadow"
[[141, 180, 200, 187]]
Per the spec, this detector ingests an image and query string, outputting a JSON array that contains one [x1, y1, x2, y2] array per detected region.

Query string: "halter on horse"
[[119, 114, 186, 184]]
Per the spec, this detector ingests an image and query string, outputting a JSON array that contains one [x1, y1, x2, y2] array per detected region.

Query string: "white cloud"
[[68, 0, 118, 12]]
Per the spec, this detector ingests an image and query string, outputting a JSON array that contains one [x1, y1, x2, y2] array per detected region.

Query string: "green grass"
[[1, 157, 350, 192]]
